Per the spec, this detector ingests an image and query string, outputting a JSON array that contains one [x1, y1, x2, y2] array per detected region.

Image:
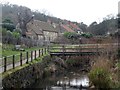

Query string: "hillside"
[[1, 3, 118, 36], [2, 3, 85, 28]]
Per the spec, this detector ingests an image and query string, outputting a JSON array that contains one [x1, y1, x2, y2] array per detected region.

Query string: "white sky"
[[1, 0, 120, 25]]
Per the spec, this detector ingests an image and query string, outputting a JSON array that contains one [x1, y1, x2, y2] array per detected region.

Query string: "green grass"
[[25, 47, 42, 51], [2, 50, 21, 57], [49, 48, 60, 52], [2, 47, 42, 65], [2, 45, 42, 57], [1, 44, 47, 67]]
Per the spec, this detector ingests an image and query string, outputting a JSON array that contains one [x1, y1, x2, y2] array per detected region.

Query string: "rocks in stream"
[[53, 57, 67, 69]]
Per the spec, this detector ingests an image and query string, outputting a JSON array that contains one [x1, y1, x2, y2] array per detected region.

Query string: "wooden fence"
[[1, 47, 48, 73], [49, 44, 102, 52], [49, 44, 117, 59]]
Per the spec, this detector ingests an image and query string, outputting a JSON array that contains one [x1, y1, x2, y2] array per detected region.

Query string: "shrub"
[[2, 23, 15, 32], [89, 57, 113, 89], [12, 31, 20, 39], [63, 32, 79, 39], [81, 32, 93, 38], [89, 67, 112, 89]]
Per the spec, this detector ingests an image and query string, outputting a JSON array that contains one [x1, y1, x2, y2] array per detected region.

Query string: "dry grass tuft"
[[92, 56, 113, 72]]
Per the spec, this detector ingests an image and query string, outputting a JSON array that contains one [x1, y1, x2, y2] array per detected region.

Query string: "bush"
[[89, 67, 112, 89], [89, 57, 113, 89], [81, 33, 93, 38], [63, 32, 79, 39], [2, 23, 15, 32], [12, 31, 20, 39]]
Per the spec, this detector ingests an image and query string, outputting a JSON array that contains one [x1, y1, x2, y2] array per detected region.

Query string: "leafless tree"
[[17, 8, 34, 37]]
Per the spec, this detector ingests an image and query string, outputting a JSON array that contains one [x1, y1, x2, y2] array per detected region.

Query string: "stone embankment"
[[2, 56, 65, 88], [3, 61, 44, 88]]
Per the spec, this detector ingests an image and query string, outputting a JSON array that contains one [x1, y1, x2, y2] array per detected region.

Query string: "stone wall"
[[2, 60, 45, 88], [2, 55, 65, 88]]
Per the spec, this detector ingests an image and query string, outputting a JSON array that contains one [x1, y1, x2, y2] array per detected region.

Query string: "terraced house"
[[26, 20, 58, 42]]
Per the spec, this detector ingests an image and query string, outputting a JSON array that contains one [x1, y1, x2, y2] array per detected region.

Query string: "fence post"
[[42, 48, 43, 56], [13, 55, 15, 69], [96, 44, 99, 56], [35, 50, 36, 59], [26, 52, 29, 64], [97, 44, 98, 52], [45, 47, 46, 54], [63, 45, 65, 53], [62, 45, 66, 60], [39, 49, 40, 57], [31, 51, 33, 62], [47, 45, 49, 52], [79, 45, 81, 54], [4, 56, 7, 72], [20, 53, 22, 66]]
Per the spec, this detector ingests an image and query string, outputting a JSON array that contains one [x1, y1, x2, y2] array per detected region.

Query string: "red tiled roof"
[[61, 25, 75, 32], [69, 22, 80, 30]]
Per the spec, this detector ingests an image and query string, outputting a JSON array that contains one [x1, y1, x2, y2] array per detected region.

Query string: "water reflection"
[[32, 72, 89, 90], [56, 74, 89, 89], [50, 87, 87, 90]]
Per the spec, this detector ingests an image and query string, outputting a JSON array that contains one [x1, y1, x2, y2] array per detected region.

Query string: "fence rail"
[[49, 43, 118, 52], [49, 45, 102, 52], [1, 47, 48, 73], [49, 44, 117, 60]]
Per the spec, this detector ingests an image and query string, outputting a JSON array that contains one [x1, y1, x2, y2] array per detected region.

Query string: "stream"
[[31, 71, 89, 90]]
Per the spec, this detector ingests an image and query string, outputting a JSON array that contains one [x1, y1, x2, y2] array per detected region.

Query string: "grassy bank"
[[1, 53, 49, 78], [1, 44, 48, 68], [2, 44, 43, 57]]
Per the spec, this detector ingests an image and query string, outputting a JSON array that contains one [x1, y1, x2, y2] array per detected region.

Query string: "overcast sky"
[[1, 0, 120, 25]]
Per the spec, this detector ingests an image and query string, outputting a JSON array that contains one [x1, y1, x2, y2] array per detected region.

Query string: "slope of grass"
[[2, 44, 43, 57]]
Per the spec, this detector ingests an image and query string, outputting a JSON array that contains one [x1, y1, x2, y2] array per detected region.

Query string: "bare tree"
[[17, 8, 34, 37]]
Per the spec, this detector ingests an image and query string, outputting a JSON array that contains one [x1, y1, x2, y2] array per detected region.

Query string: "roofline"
[[43, 29, 58, 33]]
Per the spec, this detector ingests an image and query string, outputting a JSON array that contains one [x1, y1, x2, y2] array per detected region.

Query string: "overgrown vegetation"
[[89, 56, 120, 89]]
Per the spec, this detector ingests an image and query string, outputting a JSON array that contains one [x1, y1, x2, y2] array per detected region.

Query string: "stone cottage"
[[27, 20, 58, 42]]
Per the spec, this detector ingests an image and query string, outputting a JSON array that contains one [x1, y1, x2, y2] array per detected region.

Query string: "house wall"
[[38, 35, 44, 40], [26, 30, 36, 39], [43, 31, 58, 41]]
